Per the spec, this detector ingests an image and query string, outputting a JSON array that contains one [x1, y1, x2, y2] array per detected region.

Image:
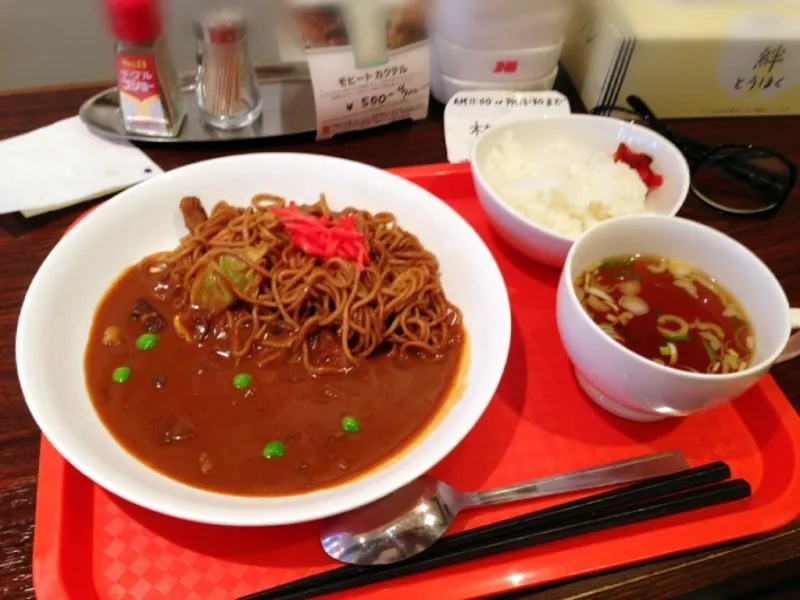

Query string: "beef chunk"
[[173, 310, 210, 343], [180, 196, 208, 232], [308, 329, 350, 370], [131, 298, 166, 333]]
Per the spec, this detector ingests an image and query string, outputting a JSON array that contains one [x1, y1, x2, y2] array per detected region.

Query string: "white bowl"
[[16, 153, 511, 526], [471, 115, 691, 268], [430, 66, 558, 105], [557, 215, 800, 422], [432, 35, 564, 82], [430, 6, 572, 49]]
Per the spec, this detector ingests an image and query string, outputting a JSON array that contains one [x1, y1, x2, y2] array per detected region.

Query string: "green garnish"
[[702, 340, 717, 362], [654, 310, 663, 317], [731, 315, 741, 322], [724, 349, 740, 367], [659, 346, 671, 357], [341, 415, 361, 433], [136, 333, 159, 351], [233, 373, 252, 389], [262, 441, 285, 459], [665, 335, 693, 342], [601, 258, 635, 268], [112, 366, 131, 384]]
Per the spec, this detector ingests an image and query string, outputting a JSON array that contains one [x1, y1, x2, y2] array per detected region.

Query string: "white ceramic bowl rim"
[[563, 214, 791, 381], [16, 153, 512, 526], [471, 114, 691, 244]]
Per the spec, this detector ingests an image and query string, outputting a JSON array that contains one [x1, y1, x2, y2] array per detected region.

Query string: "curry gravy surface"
[[85, 264, 465, 496]]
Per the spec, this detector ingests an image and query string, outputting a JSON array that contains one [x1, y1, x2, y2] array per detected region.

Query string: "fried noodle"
[[143, 194, 462, 375]]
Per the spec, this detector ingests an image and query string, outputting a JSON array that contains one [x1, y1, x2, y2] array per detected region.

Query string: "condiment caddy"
[[80, 63, 317, 143], [102, 0, 281, 140], [98, 0, 435, 142]]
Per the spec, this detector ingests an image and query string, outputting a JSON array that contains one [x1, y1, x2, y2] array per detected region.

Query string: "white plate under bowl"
[[16, 153, 511, 526]]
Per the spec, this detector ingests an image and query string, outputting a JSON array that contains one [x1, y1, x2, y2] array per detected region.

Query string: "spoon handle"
[[467, 451, 688, 508]]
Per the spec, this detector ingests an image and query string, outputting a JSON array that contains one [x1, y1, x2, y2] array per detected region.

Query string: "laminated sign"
[[290, 0, 430, 139]]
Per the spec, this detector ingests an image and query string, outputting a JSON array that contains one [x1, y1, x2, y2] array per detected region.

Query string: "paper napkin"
[[0, 117, 162, 217]]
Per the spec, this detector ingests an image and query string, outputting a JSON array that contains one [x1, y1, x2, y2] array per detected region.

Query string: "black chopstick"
[[436, 461, 731, 552], [240, 463, 749, 600]]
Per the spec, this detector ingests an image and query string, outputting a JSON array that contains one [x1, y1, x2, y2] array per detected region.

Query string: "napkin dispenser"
[[562, 0, 800, 118]]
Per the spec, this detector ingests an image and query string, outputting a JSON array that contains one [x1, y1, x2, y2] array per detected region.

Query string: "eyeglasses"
[[592, 96, 797, 216]]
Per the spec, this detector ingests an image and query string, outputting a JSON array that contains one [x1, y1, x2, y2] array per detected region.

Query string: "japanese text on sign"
[[443, 91, 571, 163], [452, 96, 568, 108], [297, 0, 431, 140], [338, 65, 410, 88], [733, 44, 787, 92]]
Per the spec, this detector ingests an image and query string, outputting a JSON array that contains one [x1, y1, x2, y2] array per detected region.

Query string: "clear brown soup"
[[574, 255, 754, 374], [85, 271, 465, 497]]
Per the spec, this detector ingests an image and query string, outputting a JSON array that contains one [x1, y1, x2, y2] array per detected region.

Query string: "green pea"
[[341, 415, 360, 433], [262, 441, 285, 459], [112, 366, 131, 384], [233, 373, 252, 389], [136, 333, 159, 351]]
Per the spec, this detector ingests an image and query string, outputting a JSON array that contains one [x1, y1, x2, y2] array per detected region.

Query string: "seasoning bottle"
[[195, 8, 262, 130], [106, 0, 186, 138]]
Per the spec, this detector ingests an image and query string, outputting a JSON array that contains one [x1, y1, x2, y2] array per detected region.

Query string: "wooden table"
[[1, 77, 799, 600]]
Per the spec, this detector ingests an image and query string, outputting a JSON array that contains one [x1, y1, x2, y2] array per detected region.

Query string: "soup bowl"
[[16, 153, 511, 526], [557, 214, 800, 422]]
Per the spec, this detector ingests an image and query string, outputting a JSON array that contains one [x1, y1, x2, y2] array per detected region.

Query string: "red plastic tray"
[[33, 163, 800, 600]]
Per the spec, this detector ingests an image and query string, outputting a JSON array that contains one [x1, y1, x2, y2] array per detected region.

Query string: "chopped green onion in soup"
[[574, 254, 753, 373]]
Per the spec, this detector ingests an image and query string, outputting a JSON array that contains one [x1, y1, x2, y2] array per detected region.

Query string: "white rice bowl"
[[483, 131, 650, 238]]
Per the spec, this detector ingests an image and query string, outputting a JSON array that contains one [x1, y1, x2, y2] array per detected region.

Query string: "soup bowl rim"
[[561, 214, 791, 381]]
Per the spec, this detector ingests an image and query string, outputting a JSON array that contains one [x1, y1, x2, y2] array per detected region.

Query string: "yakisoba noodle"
[[143, 193, 462, 375]]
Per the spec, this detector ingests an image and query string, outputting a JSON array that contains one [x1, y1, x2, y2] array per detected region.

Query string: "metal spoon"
[[321, 451, 688, 566]]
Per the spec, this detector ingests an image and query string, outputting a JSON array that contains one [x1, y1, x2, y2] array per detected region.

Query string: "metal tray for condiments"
[[79, 63, 317, 144]]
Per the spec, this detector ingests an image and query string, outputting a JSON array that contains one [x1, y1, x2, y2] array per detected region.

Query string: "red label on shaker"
[[115, 54, 161, 102]]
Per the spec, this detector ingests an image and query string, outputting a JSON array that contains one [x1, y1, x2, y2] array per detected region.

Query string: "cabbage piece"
[[189, 247, 265, 313]]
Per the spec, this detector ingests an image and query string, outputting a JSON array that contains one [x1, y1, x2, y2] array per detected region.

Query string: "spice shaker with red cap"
[[105, 0, 186, 137]]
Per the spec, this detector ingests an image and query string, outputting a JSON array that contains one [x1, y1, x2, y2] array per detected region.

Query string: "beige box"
[[562, 0, 800, 118]]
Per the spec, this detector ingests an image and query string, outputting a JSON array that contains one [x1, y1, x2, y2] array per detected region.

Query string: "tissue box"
[[562, 0, 800, 118]]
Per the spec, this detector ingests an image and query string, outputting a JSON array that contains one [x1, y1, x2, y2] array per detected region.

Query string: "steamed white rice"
[[484, 131, 649, 238]]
